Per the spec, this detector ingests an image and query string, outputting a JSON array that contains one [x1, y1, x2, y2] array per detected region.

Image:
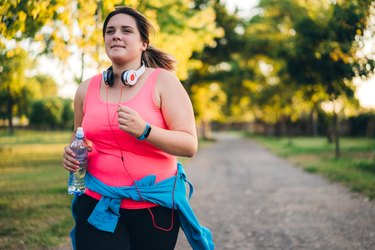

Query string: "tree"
[[289, 0, 374, 157], [21, 74, 60, 117], [185, 0, 246, 137], [240, 0, 309, 139], [63, 0, 223, 82], [243, 0, 374, 157], [191, 82, 227, 139], [0, 0, 72, 132], [0, 48, 29, 132], [0, 0, 223, 132]]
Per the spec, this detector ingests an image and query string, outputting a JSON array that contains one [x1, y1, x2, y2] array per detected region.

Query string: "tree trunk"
[[332, 110, 340, 159], [79, 52, 85, 84], [325, 112, 333, 143], [96, 1, 103, 71], [309, 108, 319, 137], [287, 117, 293, 146], [6, 84, 14, 134], [312, 110, 319, 137], [201, 120, 212, 140]]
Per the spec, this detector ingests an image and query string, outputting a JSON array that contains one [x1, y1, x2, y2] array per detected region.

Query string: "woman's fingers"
[[63, 146, 79, 172], [117, 105, 145, 137]]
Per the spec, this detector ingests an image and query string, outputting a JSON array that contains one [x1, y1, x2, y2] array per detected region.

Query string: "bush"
[[61, 98, 74, 130], [29, 98, 64, 129], [348, 113, 375, 137], [29, 98, 74, 130]]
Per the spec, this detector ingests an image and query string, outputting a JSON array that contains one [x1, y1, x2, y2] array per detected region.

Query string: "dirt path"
[[175, 132, 375, 250], [54, 132, 375, 250]]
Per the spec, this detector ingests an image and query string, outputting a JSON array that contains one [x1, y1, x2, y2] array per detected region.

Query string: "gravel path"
[[54, 132, 375, 250], [176, 132, 375, 250]]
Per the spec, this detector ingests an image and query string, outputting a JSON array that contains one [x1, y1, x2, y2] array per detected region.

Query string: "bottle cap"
[[76, 127, 84, 139]]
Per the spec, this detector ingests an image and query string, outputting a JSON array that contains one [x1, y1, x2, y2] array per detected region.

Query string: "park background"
[[0, 0, 374, 249]]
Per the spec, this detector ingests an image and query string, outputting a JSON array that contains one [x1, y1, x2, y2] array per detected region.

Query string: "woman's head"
[[103, 6, 175, 71], [103, 7, 151, 47]]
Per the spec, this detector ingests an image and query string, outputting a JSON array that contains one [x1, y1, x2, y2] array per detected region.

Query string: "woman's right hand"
[[63, 146, 79, 172]]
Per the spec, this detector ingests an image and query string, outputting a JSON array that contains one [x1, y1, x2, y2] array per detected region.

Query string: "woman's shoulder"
[[155, 68, 180, 86], [75, 74, 100, 100]]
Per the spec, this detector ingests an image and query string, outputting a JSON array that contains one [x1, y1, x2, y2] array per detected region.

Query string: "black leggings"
[[75, 194, 180, 250]]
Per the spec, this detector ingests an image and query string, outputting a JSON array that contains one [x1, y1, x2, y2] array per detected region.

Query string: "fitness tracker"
[[137, 123, 152, 140]]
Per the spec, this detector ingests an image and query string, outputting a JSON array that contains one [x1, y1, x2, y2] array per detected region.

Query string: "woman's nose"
[[112, 30, 121, 40]]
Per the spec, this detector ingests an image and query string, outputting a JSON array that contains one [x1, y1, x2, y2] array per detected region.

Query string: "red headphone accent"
[[103, 62, 145, 86]]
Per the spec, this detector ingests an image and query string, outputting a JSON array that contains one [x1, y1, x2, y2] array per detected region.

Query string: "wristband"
[[137, 123, 151, 140]]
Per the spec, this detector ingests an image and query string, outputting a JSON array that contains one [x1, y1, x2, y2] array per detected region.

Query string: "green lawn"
[[0, 129, 207, 250], [252, 135, 375, 199], [0, 130, 73, 250]]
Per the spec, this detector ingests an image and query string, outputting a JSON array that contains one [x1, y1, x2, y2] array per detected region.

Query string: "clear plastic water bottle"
[[68, 127, 88, 195]]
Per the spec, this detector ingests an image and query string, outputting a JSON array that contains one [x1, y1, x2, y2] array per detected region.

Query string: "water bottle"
[[68, 127, 88, 195]]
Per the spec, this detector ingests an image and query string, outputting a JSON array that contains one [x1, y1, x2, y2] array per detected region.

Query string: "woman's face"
[[104, 13, 147, 65]]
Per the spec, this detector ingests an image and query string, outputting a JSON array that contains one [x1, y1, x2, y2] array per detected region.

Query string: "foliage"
[[61, 98, 74, 130], [1, 0, 374, 136], [0, 47, 60, 129], [0, 47, 30, 131], [30, 98, 69, 129], [185, 0, 247, 135], [237, 0, 375, 156], [0, 0, 72, 131], [348, 112, 375, 137], [191, 82, 227, 123], [58, 0, 223, 80], [244, 0, 374, 119], [0, 0, 223, 132], [22, 95, 74, 130]]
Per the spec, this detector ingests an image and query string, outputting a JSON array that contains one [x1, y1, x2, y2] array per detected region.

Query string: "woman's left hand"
[[117, 105, 146, 138]]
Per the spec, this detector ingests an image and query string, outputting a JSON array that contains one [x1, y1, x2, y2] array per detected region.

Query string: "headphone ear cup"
[[121, 70, 128, 85], [121, 70, 138, 86], [104, 67, 114, 86]]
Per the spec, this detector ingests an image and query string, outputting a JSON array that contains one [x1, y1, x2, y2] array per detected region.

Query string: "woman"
[[62, 6, 212, 250]]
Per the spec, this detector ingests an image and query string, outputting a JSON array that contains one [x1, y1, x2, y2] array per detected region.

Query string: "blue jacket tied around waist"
[[70, 162, 214, 250]]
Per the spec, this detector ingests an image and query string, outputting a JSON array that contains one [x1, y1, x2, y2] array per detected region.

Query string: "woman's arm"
[[117, 69, 198, 157], [149, 69, 197, 157], [63, 78, 90, 172]]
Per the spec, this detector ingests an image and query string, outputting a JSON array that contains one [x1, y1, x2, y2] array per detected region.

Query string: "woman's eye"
[[122, 29, 132, 33], [106, 30, 114, 34]]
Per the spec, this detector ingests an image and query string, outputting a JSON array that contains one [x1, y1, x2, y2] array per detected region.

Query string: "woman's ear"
[[141, 42, 147, 51]]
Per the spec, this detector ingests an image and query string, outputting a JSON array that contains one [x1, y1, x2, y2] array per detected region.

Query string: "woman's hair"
[[103, 6, 175, 71]]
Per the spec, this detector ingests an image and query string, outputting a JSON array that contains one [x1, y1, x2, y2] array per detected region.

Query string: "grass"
[[251, 135, 375, 200], [0, 129, 73, 250], [0, 129, 213, 249]]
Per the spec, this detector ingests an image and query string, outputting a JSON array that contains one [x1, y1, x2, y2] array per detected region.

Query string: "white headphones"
[[103, 61, 145, 86]]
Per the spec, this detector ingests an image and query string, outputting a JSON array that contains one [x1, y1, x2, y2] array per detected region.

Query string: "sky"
[[48, 0, 375, 108], [224, 0, 259, 15]]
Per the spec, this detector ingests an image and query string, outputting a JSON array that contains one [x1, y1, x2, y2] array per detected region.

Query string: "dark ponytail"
[[103, 6, 175, 71], [142, 45, 175, 71]]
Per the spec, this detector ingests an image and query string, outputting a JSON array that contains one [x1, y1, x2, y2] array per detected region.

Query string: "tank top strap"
[[144, 68, 162, 103], [145, 68, 162, 90], [83, 74, 102, 114]]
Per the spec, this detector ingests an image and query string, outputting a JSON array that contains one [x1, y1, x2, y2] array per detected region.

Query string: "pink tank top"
[[82, 68, 177, 209]]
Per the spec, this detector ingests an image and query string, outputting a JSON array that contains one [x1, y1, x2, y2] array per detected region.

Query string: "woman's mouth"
[[111, 45, 125, 49]]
